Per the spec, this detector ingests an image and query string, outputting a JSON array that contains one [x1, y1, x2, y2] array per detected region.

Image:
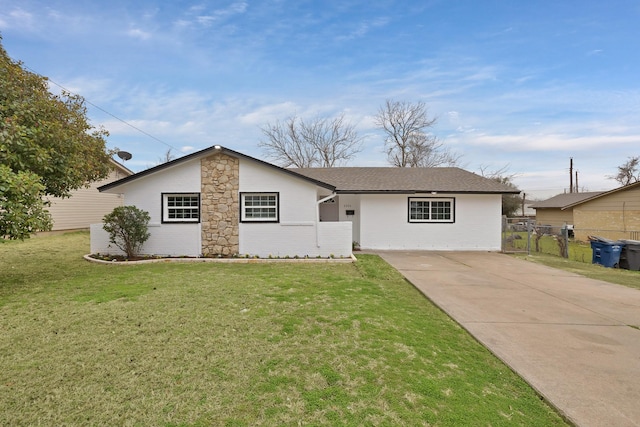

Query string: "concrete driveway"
[[375, 251, 640, 427]]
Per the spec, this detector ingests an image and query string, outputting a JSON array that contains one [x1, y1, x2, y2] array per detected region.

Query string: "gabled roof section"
[[561, 181, 640, 209], [109, 158, 134, 176], [289, 167, 520, 194], [98, 145, 336, 192], [529, 192, 604, 209]]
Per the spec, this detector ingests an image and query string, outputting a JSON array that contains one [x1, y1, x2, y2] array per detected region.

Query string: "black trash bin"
[[589, 236, 625, 268], [620, 240, 640, 271]]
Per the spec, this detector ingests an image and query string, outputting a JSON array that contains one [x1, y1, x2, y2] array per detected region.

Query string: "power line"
[[21, 63, 181, 153]]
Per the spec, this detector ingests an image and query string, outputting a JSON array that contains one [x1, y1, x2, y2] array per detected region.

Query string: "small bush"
[[102, 206, 151, 258]]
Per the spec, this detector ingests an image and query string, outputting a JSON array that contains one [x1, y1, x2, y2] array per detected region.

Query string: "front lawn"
[[0, 232, 566, 426]]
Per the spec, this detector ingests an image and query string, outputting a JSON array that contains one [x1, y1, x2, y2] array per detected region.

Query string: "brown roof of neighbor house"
[[529, 192, 604, 209], [289, 167, 520, 194], [562, 181, 640, 209]]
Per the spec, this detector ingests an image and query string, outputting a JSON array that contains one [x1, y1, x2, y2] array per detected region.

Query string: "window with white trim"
[[241, 192, 279, 222], [408, 197, 454, 223], [162, 193, 200, 223]]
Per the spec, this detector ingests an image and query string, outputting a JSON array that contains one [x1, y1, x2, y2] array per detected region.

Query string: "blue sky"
[[2, 0, 639, 199]]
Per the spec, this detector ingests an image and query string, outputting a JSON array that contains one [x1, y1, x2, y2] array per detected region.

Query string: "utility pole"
[[575, 170, 579, 193], [521, 192, 526, 217], [569, 158, 573, 193]]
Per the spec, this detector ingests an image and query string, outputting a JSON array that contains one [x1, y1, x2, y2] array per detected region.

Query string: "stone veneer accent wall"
[[200, 153, 239, 256]]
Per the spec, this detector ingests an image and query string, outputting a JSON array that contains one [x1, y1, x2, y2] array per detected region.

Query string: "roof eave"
[[98, 146, 336, 193], [563, 183, 640, 209], [336, 190, 520, 195], [108, 158, 134, 176]]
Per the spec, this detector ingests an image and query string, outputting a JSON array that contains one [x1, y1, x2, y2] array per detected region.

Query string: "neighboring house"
[[561, 182, 640, 241], [90, 145, 518, 258], [521, 200, 537, 218], [530, 192, 604, 228], [45, 159, 133, 231]]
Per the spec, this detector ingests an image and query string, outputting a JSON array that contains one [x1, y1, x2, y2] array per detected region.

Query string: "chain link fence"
[[502, 217, 532, 254], [503, 218, 570, 258], [502, 217, 640, 264]]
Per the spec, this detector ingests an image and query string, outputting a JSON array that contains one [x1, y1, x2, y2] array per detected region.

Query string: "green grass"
[[507, 233, 593, 263], [506, 233, 640, 290], [0, 232, 567, 426], [513, 251, 640, 290]]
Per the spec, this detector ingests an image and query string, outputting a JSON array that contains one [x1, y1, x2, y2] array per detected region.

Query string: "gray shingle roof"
[[99, 144, 519, 195], [289, 167, 519, 194], [529, 192, 604, 209]]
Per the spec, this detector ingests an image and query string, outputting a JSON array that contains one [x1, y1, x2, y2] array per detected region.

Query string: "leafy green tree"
[[0, 165, 52, 239], [0, 36, 113, 239], [102, 206, 151, 258]]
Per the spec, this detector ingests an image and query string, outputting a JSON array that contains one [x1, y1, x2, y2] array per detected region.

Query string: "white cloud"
[[127, 28, 152, 40], [175, 1, 248, 29], [461, 66, 499, 82], [0, 4, 128, 41], [239, 102, 300, 125], [187, 5, 207, 14], [218, 1, 248, 16], [447, 111, 460, 123], [514, 75, 536, 85], [196, 16, 215, 26], [100, 119, 172, 136], [336, 17, 390, 41], [173, 19, 191, 29], [0, 8, 34, 30], [464, 132, 640, 152]]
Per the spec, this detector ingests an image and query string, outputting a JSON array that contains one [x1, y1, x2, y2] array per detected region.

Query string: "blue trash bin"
[[590, 238, 625, 268]]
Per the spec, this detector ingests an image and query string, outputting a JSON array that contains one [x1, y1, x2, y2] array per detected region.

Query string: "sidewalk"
[[376, 251, 640, 427]]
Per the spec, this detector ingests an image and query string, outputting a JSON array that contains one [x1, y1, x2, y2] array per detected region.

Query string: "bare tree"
[[374, 99, 460, 167], [306, 114, 362, 167], [259, 114, 362, 168], [608, 156, 640, 186], [478, 164, 516, 181], [158, 148, 176, 164], [405, 132, 461, 167], [479, 165, 521, 217], [260, 116, 316, 167]]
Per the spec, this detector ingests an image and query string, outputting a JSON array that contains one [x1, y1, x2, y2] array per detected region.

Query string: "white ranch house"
[[91, 145, 518, 258]]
